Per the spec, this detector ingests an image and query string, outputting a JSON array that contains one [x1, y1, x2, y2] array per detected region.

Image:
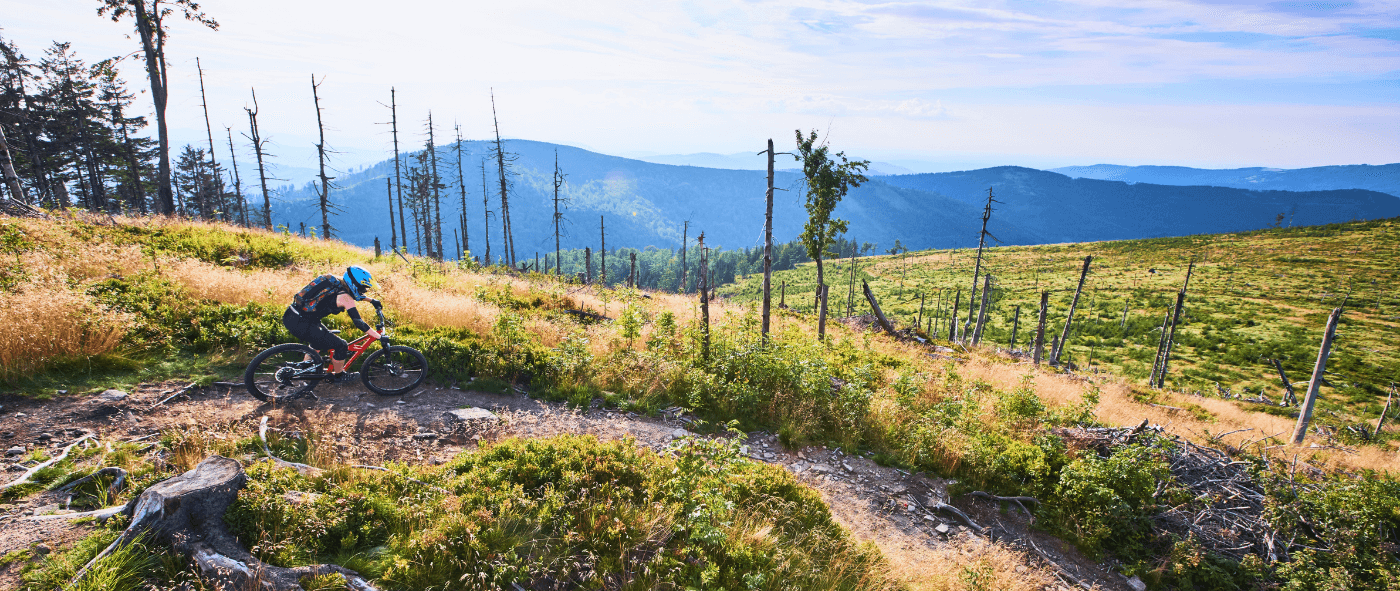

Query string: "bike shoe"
[[325, 371, 359, 384]]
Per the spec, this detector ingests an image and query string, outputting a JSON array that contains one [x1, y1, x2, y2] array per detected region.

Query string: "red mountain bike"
[[244, 305, 428, 402]]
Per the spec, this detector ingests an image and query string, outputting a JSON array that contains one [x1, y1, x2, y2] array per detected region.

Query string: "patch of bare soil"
[[0, 380, 1132, 590]]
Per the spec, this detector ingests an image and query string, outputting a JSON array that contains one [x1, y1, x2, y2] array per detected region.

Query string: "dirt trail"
[[0, 380, 1130, 590]]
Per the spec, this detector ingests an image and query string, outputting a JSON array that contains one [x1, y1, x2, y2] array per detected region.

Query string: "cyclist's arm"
[[336, 293, 382, 339]]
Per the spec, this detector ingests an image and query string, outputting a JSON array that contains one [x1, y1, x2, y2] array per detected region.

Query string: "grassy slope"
[[723, 218, 1400, 428], [5, 213, 1399, 590]]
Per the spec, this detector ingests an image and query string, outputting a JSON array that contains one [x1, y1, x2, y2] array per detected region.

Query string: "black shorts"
[[283, 307, 348, 361]]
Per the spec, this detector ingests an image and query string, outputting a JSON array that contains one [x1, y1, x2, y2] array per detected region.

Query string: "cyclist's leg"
[[304, 323, 349, 373]]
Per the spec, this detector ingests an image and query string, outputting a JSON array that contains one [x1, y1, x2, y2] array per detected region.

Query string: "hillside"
[[271, 142, 1400, 258], [1, 212, 1397, 590], [723, 217, 1400, 427], [1053, 163, 1400, 198]]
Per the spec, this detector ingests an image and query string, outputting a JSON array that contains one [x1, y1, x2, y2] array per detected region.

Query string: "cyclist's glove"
[[369, 298, 383, 310]]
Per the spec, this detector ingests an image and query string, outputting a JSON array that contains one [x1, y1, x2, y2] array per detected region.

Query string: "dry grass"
[[0, 281, 133, 381], [880, 537, 1061, 591]]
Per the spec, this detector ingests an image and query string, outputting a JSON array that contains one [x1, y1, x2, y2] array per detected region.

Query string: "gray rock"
[[671, 428, 689, 438], [99, 389, 128, 402], [1126, 576, 1146, 591], [5, 446, 23, 456], [37, 433, 52, 441], [841, 461, 854, 473], [444, 407, 500, 423], [811, 464, 832, 474], [412, 432, 439, 440], [934, 523, 950, 535]]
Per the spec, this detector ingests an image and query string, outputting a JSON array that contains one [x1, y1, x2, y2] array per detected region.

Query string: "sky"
[[5, 0, 1399, 174]]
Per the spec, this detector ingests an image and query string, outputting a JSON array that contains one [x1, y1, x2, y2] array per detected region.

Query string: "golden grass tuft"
[[879, 536, 1059, 591], [0, 281, 134, 381]]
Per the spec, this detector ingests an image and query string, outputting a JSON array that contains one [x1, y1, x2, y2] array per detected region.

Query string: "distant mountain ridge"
[[1052, 163, 1400, 198], [270, 141, 1400, 258]]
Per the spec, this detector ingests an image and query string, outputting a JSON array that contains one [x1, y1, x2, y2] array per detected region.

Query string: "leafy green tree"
[[795, 129, 868, 311]]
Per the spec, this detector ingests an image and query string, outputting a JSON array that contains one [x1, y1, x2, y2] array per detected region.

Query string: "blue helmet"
[[343, 266, 374, 300]]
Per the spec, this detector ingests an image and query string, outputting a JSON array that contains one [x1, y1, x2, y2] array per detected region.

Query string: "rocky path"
[[0, 380, 1133, 590]]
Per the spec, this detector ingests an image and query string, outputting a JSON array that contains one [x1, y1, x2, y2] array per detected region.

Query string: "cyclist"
[[283, 266, 382, 383]]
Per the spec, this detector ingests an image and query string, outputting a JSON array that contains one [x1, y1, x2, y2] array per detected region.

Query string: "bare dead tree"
[[1154, 258, 1195, 387], [1051, 256, 1092, 365], [243, 88, 272, 229], [699, 232, 710, 359], [454, 124, 469, 260], [0, 124, 25, 203], [385, 177, 396, 251], [195, 57, 227, 221], [965, 187, 998, 337], [490, 89, 516, 266], [552, 150, 568, 275], [678, 221, 689, 293], [425, 112, 444, 259], [1291, 307, 1343, 444], [600, 215, 606, 284], [481, 158, 492, 265], [310, 74, 335, 239], [1034, 291, 1048, 365], [389, 88, 407, 254], [224, 127, 246, 227]]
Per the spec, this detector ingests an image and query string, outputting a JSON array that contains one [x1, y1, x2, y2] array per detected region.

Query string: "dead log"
[[259, 416, 322, 477], [862, 281, 896, 336], [71, 455, 380, 590], [1291, 307, 1342, 445]]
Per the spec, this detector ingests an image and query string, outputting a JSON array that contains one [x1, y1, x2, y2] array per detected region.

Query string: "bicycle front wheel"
[[245, 343, 324, 402], [360, 345, 428, 396]]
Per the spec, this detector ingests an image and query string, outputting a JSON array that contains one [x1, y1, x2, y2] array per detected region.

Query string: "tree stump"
[[75, 455, 379, 590]]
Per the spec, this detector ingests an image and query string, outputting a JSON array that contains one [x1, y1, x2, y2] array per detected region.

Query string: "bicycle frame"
[[308, 308, 394, 376]]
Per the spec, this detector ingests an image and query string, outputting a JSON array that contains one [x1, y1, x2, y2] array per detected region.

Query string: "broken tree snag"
[[862, 281, 896, 336], [948, 288, 961, 341], [1155, 289, 1188, 388], [1033, 291, 1048, 365], [1291, 307, 1343, 445], [699, 232, 710, 360], [973, 274, 992, 345], [1272, 358, 1298, 406], [1051, 255, 1091, 365], [71, 456, 381, 591], [1376, 385, 1395, 438], [1009, 305, 1020, 349]]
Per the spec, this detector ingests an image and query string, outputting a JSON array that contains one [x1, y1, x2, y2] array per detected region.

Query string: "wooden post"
[[1272, 358, 1298, 406], [1291, 307, 1343, 445], [1154, 260, 1195, 387], [1375, 385, 1395, 438], [973, 274, 992, 345], [1120, 299, 1129, 329], [762, 138, 775, 340], [630, 252, 637, 288], [1010, 305, 1020, 349], [845, 250, 857, 317], [818, 284, 830, 340], [1033, 291, 1048, 365], [948, 288, 961, 341], [1051, 256, 1091, 364], [916, 292, 926, 332], [863, 281, 896, 336], [779, 281, 786, 308], [1150, 307, 1172, 385], [1155, 289, 1188, 388], [374, 237, 381, 258], [699, 232, 710, 360], [585, 247, 592, 284]]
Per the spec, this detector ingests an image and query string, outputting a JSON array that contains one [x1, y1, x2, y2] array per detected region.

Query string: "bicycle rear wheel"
[[360, 345, 428, 396], [245, 343, 324, 402]]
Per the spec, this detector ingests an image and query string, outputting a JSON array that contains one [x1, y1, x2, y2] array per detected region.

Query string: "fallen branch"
[[967, 491, 1039, 520], [19, 505, 125, 522], [259, 416, 322, 476], [925, 501, 983, 533], [1026, 538, 1093, 591], [0, 432, 93, 492], [148, 382, 199, 410]]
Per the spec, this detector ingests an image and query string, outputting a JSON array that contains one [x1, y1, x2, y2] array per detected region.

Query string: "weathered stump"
[[74, 455, 378, 590]]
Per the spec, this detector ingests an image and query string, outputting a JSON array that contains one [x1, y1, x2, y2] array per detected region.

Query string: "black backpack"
[[292, 275, 344, 314]]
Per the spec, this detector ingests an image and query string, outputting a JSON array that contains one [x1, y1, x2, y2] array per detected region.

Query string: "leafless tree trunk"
[[310, 75, 333, 239], [948, 288, 961, 341], [490, 90, 515, 266], [678, 221, 688, 293], [426, 112, 444, 259], [863, 281, 896, 336], [1034, 291, 1048, 365], [389, 88, 408, 253], [243, 89, 272, 229], [1272, 358, 1298, 406], [552, 150, 566, 275], [454, 124, 469, 260], [630, 252, 637, 288], [973, 274, 992, 344], [1291, 307, 1342, 444], [1373, 385, 1393, 438], [965, 187, 997, 334], [222, 128, 245, 226], [1154, 258, 1194, 388], [818, 284, 829, 340], [481, 158, 491, 265], [1051, 256, 1091, 365], [699, 232, 710, 359], [585, 247, 592, 283], [762, 138, 775, 339], [1009, 305, 1020, 348], [195, 58, 228, 221]]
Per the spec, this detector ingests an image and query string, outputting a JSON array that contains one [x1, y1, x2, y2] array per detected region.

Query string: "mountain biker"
[[283, 266, 382, 383]]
